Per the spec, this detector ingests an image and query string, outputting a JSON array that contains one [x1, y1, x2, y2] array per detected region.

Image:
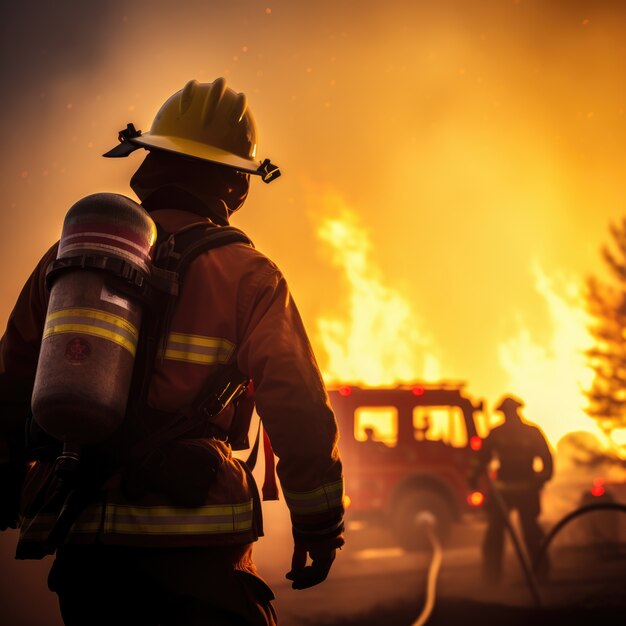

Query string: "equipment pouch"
[[123, 437, 225, 507], [156, 437, 225, 507]]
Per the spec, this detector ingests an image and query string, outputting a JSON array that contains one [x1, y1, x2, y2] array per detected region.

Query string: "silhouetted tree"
[[585, 217, 626, 445]]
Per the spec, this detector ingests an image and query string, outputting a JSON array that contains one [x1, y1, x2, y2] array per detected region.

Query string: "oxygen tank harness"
[[31, 193, 157, 481], [30, 192, 253, 482]]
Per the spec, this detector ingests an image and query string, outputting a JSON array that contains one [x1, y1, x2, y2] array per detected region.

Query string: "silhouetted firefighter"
[[468, 394, 553, 582], [0, 77, 344, 626]]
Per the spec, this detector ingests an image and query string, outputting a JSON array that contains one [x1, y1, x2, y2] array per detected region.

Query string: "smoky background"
[[2, 1, 626, 623]]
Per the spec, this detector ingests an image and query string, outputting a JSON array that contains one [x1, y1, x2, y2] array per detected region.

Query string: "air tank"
[[31, 192, 156, 445]]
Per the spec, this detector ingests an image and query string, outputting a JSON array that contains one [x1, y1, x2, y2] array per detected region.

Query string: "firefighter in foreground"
[[468, 394, 553, 583], [0, 78, 344, 625]]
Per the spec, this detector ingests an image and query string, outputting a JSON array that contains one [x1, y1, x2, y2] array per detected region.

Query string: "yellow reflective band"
[[168, 333, 233, 349], [44, 323, 137, 356], [110, 521, 253, 533], [163, 333, 235, 365], [44, 307, 138, 356], [283, 480, 345, 515], [47, 308, 138, 339], [104, 501, 254, 535], [163, 349, 226, 364]]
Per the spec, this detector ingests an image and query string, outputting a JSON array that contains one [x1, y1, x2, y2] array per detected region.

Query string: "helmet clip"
[[102, 123, 143, 158], [257, 159, 281, 184], [119, 123, 142, 142]]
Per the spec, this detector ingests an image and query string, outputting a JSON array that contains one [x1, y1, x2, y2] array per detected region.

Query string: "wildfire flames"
[[3, 0, 625, 462], [499, 262, 603, 448], [315, 195, 441, 386], [316, 205, 606, 451]]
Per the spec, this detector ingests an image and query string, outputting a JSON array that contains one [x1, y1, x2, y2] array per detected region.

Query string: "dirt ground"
[[2, 497, 626, 625], [256, 499, 626, 626]]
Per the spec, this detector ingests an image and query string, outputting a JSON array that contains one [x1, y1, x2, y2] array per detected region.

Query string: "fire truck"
[[327, 382, 489, 550]]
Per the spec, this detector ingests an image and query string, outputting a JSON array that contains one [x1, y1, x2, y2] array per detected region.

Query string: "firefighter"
[[0, 78, 345, 625], [468, 394, 553, 583], [362, 427, 389, 453]]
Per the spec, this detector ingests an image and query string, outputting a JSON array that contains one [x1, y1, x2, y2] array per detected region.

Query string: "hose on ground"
[[412, 511, 444, 626], [532, 501, 626, 573], [410, 488, 626, 623]]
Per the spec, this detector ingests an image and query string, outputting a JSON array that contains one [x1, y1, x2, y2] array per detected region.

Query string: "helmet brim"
[[103, 128, 280, 182], [102, 140, 142, 158], [495, 398, 524, 412], [133, 134, 263, 175]]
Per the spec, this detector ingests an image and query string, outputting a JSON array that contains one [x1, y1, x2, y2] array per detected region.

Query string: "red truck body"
[[327, 382, 487, 549]]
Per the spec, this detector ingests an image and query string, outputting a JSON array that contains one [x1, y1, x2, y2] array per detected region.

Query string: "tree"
[[585, 217, 626, 445]]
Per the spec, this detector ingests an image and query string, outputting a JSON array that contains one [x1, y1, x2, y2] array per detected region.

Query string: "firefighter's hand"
[[286, 544, 336, 590]]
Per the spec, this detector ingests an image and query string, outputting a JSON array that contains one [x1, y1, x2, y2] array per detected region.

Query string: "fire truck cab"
[[327, 382, 488, 550]]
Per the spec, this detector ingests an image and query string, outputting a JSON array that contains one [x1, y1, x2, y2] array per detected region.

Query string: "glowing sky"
[[2, 0, 626, 447]]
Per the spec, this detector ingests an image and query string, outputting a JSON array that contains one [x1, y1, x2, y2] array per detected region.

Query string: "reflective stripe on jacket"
[[2, 208, 344, 551]]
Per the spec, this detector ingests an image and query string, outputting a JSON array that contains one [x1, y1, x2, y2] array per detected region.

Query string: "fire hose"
[[486, 476, 543, 608], [487, 483, 626, 609], [412, 512, 443, 626], [410, 480, 541, 626], [410, 489, 626, 624], [532, 501, 626, 574]]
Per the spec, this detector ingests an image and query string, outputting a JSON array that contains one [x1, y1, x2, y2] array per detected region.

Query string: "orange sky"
[[2, 0, 626, 448]]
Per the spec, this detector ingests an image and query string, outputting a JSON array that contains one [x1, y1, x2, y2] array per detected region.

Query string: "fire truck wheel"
[[391, 490, 453, 552]]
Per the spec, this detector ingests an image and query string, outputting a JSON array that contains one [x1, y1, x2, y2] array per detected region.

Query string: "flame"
[[498, 261, 603, 448], [314, 199, 607, 452], [315, 194, 440, 386]]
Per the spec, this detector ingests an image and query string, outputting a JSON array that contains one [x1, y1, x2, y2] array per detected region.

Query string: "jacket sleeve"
[[236, 264, 344, 546], [0, 245, 56, 462], [533, 427, 554, 484]]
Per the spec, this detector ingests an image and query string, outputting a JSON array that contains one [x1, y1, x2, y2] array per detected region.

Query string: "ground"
[[1, 496, 626, 625], [255, 499, 626, 626]]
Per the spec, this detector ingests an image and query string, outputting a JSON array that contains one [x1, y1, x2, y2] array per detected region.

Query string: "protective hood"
[[130, 151, 249, 226]]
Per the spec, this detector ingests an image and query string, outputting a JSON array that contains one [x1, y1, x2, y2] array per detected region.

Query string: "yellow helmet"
[[103, 78, 280, 183], [495, 394, 524, 414]]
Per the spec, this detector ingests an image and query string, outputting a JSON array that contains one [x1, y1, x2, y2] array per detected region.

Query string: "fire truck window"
[[412, 406, 468, 448], [474, 409, 491, 439], [354, 407, 398, 447]]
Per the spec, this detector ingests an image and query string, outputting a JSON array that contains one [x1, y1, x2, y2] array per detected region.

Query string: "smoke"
[[3, 2, 626, 623]]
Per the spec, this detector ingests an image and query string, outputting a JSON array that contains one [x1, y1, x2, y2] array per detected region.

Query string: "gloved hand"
[[286, 543, 337, 590], [285, 527, 345, 590]]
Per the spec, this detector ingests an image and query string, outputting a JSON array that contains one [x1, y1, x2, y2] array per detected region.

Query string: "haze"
[[2, 0, 626, 449]]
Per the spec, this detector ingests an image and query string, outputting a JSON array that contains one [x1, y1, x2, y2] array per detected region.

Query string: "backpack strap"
[[33, 222, 258, 556], [158, 223, 254, 273], [126, 223, 253, 421], [149, 223, 277, 498]]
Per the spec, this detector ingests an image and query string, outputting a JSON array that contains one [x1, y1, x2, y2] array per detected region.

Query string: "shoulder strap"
[[156, 223, 253, 273], [36, 223, 256, 556], [148, 223, 254, 295], [127, 223, 253, 421]]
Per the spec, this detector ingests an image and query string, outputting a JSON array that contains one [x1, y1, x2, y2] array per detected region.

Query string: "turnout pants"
[[482, 487, 549, 582], [48, 543, 277, 626]]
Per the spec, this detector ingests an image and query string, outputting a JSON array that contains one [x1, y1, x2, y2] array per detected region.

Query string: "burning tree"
[[585, 217, 626, 448]]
